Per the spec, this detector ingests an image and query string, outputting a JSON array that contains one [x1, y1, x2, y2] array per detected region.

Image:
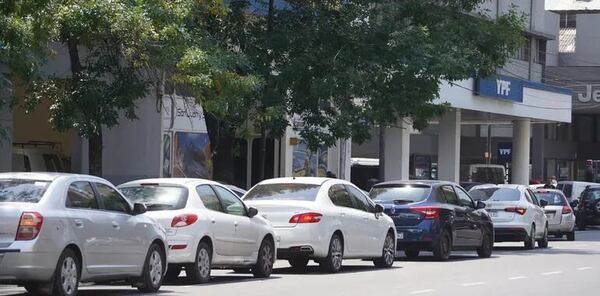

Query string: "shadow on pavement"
[[395, 254, 496, 263], [162, 275, 281, 287], [270, 264, 400, 275]]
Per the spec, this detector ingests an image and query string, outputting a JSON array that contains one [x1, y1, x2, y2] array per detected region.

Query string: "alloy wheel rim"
[[262, 243, 273, 273], [383, 235, 395, 265], [61, 257, 77, 295], [198, 248, 211, 278], [331, 237, 343, 270], [149, 251, 163, 287]]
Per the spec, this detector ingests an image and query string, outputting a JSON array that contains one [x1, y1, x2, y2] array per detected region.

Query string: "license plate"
[[489, 211, 498, 217], [546, 213, 554, 219], [398, 232, 404, 240]]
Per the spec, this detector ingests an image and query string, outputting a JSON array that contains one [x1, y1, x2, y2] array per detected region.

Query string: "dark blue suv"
[[370, 180, 493, 261]]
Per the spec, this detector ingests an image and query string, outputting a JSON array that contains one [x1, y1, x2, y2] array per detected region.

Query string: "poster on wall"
[[172, 132, 213, 179], [162, 133, 172, 177], [292, 142, 328, 177]]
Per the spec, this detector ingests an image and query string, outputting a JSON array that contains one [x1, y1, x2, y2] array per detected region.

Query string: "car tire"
[[404, 250, 420, 259], [373, 232, 395, 268], [537, 225, 549, 248], [137, 243, 165, 293], [432, 230, 452, 261], [567, 230, 576, 241], [524, 224, 536, 250], [288, 258, 309, 270], [320, 233, 344, 273], [477, 229, 493, 258], [164, 265, 182, 282], [186, 242, 212, 284], [252, 238, 275, 278]]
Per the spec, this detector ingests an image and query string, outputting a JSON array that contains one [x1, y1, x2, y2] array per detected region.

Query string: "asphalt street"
[[2, 228, 600, 296]]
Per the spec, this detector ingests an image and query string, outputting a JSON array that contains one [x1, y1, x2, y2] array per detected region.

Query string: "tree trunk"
[[88, 132, 103, 176], [257, 129, 267, 182]]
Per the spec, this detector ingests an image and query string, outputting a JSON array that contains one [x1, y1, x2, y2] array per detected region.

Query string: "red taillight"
[[562, 205, 573, 214], [15, 212, 44, 241], [289, 212, 322, 224], [505, 207, 527, 215], [409, 206, 441, 219], [171, 214, 198, 228]]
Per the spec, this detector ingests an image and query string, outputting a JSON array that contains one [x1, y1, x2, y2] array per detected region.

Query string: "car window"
[[197, 185, 223, 212], [66, 181, 98, 209], [213, 185, 246, 216], [560, 184, 573, 198], [120, 185, 188, 211], [528, 190, 540, 206], [0, 179, 50, 203], [244, 183, 320, 201], [346, 185, 375, 212], [42, 154, 64, 172], [441, 185, 459, 205], [95, 183, 130, 213], [534, 191, 567, 206], [370, 185, 431, 204], [455, 187, 474, 208], [329, 184, 354, 208]]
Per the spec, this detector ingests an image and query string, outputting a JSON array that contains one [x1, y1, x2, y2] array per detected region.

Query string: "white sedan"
[[118, 178, 275, 283], [243, 177, 396, 273], [533, 189, 576, 241]]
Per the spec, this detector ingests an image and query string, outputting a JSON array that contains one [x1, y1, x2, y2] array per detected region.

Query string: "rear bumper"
[[493, 227, 528, 242], [165, 235, 199, 264], [394, 221, 441, 251], [0, 250, 59, 283], [276, 246, 314, 259], [273, 225, 330, 258]]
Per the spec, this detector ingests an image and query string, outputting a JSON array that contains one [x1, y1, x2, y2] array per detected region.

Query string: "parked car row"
[[0, 173, 572, 296]]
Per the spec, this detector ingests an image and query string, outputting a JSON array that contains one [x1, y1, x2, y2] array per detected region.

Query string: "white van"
[[12, 145, 67, 172], [461, 164, 507, 184], [557, 181, 599, 201]]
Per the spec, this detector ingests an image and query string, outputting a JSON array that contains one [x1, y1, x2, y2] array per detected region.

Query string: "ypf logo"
[[497, 79, 511, 97]]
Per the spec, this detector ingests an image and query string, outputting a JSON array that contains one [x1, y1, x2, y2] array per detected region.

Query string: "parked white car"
[[533, 189, 576, 241], [243, 177, 396, 273], [118, 178, 275, 283], [557, 181, 599, 202], [469, 184, 549, 249], [0, 173, 167, 296]]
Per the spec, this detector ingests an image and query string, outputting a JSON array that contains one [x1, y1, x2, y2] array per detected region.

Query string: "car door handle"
[[73, 219, 84, 228], [112, 222, 120, 229], [211, 218, 216, 224]]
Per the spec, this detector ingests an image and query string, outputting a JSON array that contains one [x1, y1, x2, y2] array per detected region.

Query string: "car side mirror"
[[374, 204, 384, 213], [132, 203, 147, 215], [476, 201, 486, 209], [248, 207, 259, 218], [539, 200, 549, 207]]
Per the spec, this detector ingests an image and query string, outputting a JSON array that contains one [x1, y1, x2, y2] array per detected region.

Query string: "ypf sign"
[[476, 75, 524, 103]]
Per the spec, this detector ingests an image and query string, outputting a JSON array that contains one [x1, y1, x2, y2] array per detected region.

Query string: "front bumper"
[[0, 250, 59, 283]]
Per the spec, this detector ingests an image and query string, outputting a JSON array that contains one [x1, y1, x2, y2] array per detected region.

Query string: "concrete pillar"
[[438, 109, 461, 182], [384, 120, 411, 181], [512, 119, 531, 185], [531, 124, 545, 180]]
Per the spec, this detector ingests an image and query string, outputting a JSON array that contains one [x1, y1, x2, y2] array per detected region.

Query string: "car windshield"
[[369, 185, 431, 203], [534, 191, 566, 206], [244, 183, 320, 201], [0, 179, 50, 203], [469, 187, 520, 201], [120, 185, 188, 210]]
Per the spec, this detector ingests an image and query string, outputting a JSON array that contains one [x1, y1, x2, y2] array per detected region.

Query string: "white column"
[[512, 119, 531, 185], [384, 120, 411, 180], [438, 109, 461, 182]]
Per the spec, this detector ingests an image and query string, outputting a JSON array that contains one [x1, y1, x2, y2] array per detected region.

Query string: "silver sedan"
[[533, 188, 576, 241], [0, 173, 168, 296]]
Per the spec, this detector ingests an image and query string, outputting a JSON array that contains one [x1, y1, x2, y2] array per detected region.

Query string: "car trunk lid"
[[0, 203, 30, 245], [485, 201, 520, 222], [244, 200, 316, 228], [380, 202, 425, 226], [544, 205, 563, 225]]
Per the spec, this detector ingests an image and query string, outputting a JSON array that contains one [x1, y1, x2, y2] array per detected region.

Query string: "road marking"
[[542, 271, 563, 276], [508, 276, 527, 280], [410, 289, 435, 294], [577, 267, 592, 271], [461, 282, 485, 287]]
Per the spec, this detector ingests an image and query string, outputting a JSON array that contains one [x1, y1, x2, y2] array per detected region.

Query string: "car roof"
[[257, 177, 334, 185], [0, 172, 101, 182], [374, 180, 457, 187], [119, 178, 220, 187]]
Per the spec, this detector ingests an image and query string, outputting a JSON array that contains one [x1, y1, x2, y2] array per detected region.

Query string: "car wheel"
[[44, 248, 80, 296], [373, 232, 395, 268], [137, 243, 165, 293], [288, 258, 309, 270], [432, 230, 451, 261], [404, 250, 420, 259], [164, 265, 182, 282], [567, 230, 576, 241], [477, 230, 493, 258], [320, 233, 344, 273], [186, 242, 212, 284], [232, 268, 251, 273], [252, 238, 275, 278], [524, 224, 536, 250], [537, 225, 549, 248]]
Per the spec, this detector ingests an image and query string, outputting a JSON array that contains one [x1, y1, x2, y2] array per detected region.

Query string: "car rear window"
[[469, 188, 520, 201], [120, 185, 188, 211], [369, 185, 431, 204], [244, 184, 320, 201], [534, 191, 567, 206], [0, 179, 50, 203]]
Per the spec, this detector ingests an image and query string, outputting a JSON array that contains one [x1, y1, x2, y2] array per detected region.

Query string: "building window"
[[513, 37, 531, 62], [536, 39, 546, 65], [559, 12, 576, 53], [560, 12, 577, 28]]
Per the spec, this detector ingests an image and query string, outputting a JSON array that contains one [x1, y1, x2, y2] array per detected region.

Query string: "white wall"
[[561, 14, 600, 66]]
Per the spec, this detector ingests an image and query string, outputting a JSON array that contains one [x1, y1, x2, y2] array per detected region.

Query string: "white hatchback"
[[243, 177, 396, 273], [470, 184, 549, 249], [118, 179, 275, 283], [533, 189, 576, 241]]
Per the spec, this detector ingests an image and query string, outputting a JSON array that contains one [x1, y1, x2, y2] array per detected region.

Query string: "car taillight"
[[409, 206, 440, 219], [562, 205, 573, 214], [505, 207, 527, 215], [289, 212, 322, 224], [171, 214, 198, 228], [16, 212, 44, 241]]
